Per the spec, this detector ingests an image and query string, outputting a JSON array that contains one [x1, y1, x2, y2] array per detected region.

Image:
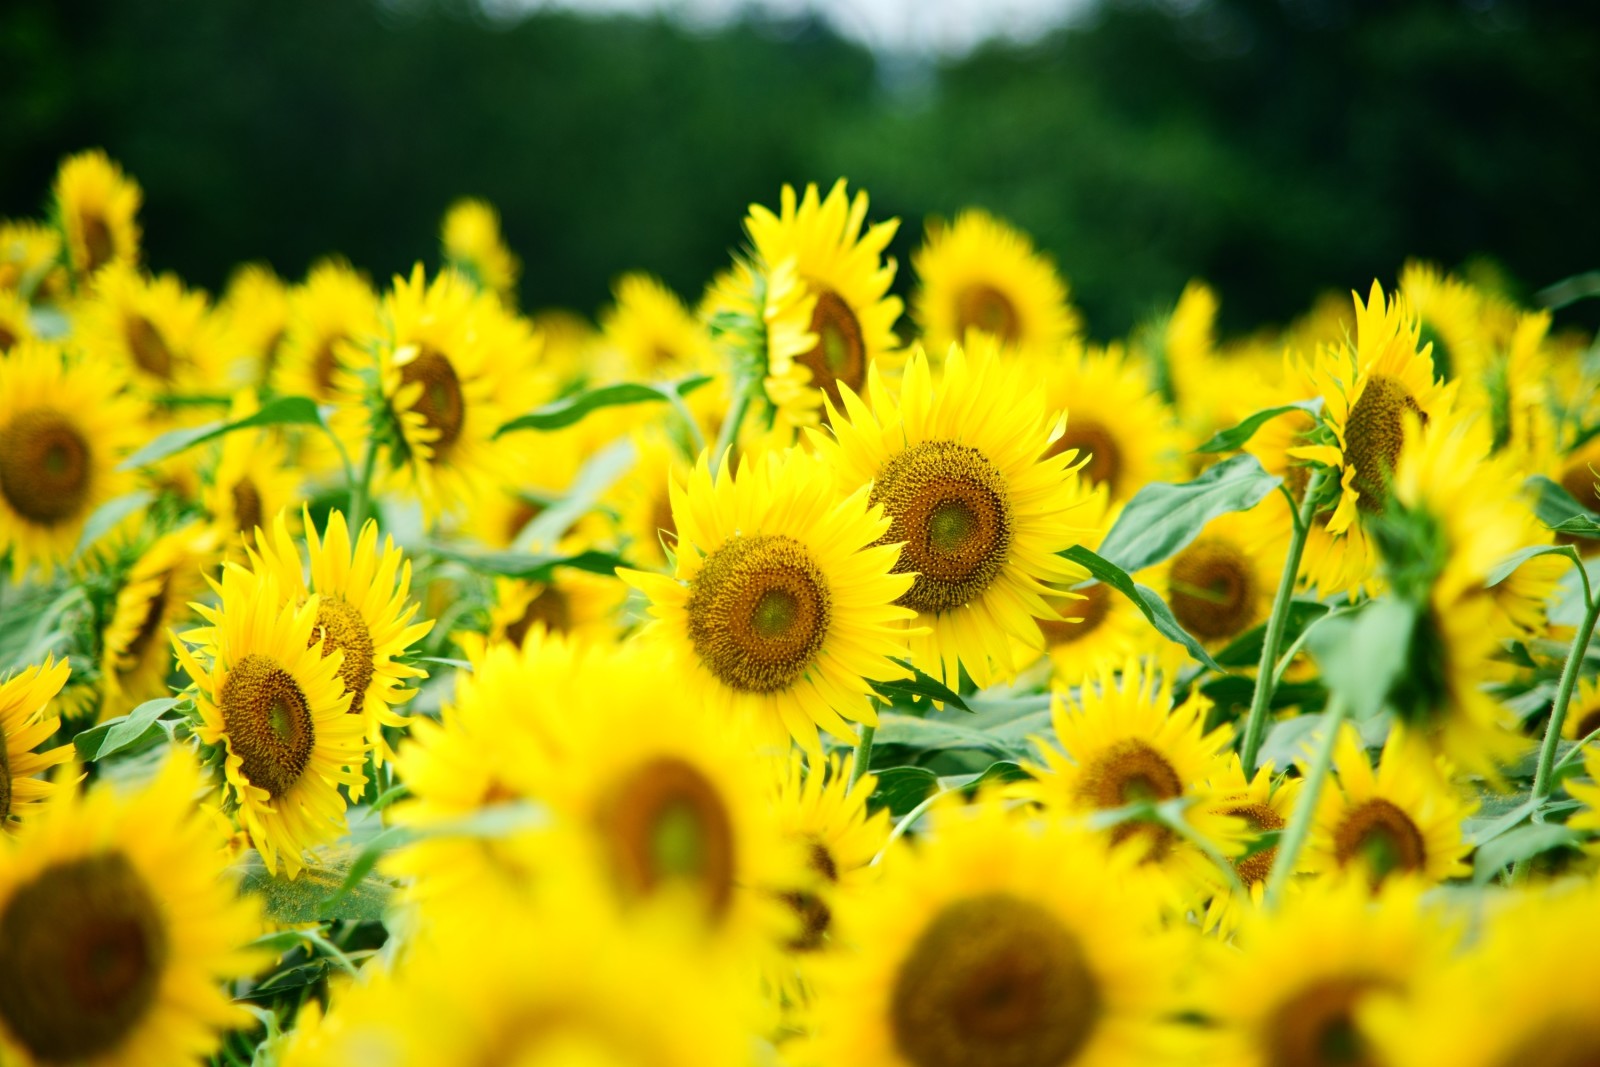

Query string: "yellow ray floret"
[[0, 658, 73, 827]]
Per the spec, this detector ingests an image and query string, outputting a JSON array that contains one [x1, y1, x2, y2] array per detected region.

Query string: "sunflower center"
[[1265, 976, 1388, 1067], [0, 408, 93, 526], [309, 595, 376, 717], [1332, 798, 1426, 884], [603, 757, 734, 919], [505, 498, 545, 545], [955, 284, 1021, 346], [782, 839, 841, 950], [1573, 707, 1600, 745], [123, 315, 174, 381], [686, 534, 830, 693], [1167, 537, 1258, 642], [891, 892, 1100, 1067], [1222, 801, 1286, 886], [1047, 419, 1122, 495], [0, 728, 11, 821], [1076, 738, 1183, 854], [0, 324, 18, 354], [0, 851, 169, 1062], [872, 441, 1013, 615], [80, 212, 116, 275], [505, 586, 572, 647], [1493, 1020, 1600, 1067], [1037, 585, 1113, 648], [400, 347, 466, 454], [1345, 374, 1425, 512], [311, 334, 346, 397], [220, 653, 316, 798], [230, 477, 263, 540], [1559, 461, 1600, 515], [797, 289, 867, 412]]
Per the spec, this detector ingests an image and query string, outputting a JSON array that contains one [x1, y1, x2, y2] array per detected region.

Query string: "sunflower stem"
[[711, 374, 756, 472], [1531, 586, 1600, 808], [1240, 467, 1325, 773], [850, 722, 876, 788], [1265, 692, 1347, 907], [347, 439, 379, 531]]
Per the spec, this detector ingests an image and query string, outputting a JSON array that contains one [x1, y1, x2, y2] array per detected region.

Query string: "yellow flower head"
[[74, 263, 225, 393], [441, 197, 520, 304], [1154, 505, 1287, 652], [273, 258, 380, 405], [0, 220, 65, 300], [201, 390, 303, 554], [600, 272, 717, 381], [0, 658, 73, 827], [52, 149, 141, 282]]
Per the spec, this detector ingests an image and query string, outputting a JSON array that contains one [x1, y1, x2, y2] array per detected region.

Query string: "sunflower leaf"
[[1192, 399, 1323, 454], [1527, 475, 1600, 539], [1093, 454, 1283, 574], [868, 658, 971, 713], [237, 846, 400, 923], [1212, 599, 1330, 667], [1486, 544, 1583, 587], [1472, 823, 1586, 885], [428, 546, 626, 581], [1304, 597, 1415, 721], [868, 766, 940, 815], [73, 697, 184, 761], [493, 374, 712, 437], [1061, 545, 1225, 671], [74, 490, 154, 554], [117, 395, 325, 470], [872, 712, 1021, 756]]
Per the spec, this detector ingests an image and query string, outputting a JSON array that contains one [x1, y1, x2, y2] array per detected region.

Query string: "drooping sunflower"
[[600, 271, 718, 382], [1016, 659, 1246, 909], [52, 149, 141, 283], [73, 263, 224, 393], [1196, 876, 1461, 1067], [0, 658, 73, 827], [814, 341, 1091, 686], [248, 509, 433, 766], [0, 340, 142, 579], [201, 390, 302, 552], [175, 564, 367, 877], [912, 208, 1080, 356], [0, 751, 261, 1067], [440, 197, 520, 305], [99, 523, 218, 719], [801, 797, 1185, 1067], [1304, 724, 1473, 890], [1199, 754, 1302, 933], [622, 447, 916, 757], [1154, 506, 1286, 652], [744, 180, 902, 423]]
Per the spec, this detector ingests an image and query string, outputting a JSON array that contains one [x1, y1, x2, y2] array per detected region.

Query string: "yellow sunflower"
[[1398, 260, 1484, 388], [217, 262, 289, 386], [600, 271, 717, 381], [1199, 754, 1303, 933], [608, 428, 690, 570], [459, 426, 587, 551], [801, 797, 1185, 1067], [1289, 281, 1451, 596], [248, 509, 433, 766], [1159, 279, 1220, 417], [1556, 434, 1600, 557], [1154, 506, 1286, 652], [0, 340, 142, 579], [99, 522, 218, 719], [52, 149, 141, 283], [1304, 724, 1474, 889], [1016, 659, 1246, 908], [814, 341, 1090, 686], [912, 208, 1080, 356], [0, 290, 32, 355], [700, 254, 818, 446], [0, 658, 73, 827], [0, 751, 261, 1067], [744, 180, 902, 423], [73, 263, 223, 392], [476, 570, 626, 651], [440, 197, 520, 305], [1562, 676, 1600, 746], [175, 563, 367, 877], [272, 258, 380, 406], [622, 447, 916, 757], [0, 219, 65, 300], [201, 390, 302, 553], [1195, 876, 1461, 1067]]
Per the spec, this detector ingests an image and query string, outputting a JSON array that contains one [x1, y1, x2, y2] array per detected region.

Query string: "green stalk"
[[1531, 582, 1600, 806], [850, 722, 876, 789], [1265, 693, 1348, 906], [1240, 468, 1325, 773], [346, 439, 379, 531], [711, 376, 755, 471]]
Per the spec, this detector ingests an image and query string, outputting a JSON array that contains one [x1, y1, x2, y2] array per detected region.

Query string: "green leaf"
[[494, 375, 711, 437], [1305, 598, 1415, 721], [938, 760, 1028, 792], [1200, 676, 1326, 717], [872, 712, 1020, 756], [1095, 454, 1283, 574], [430, 546, 625, 581], [519, 437, 636, 550], [118, 395, 325, 470], [1192, 399, 1323, 453], [867, 658, 971, 713], [1213, 599, 1330, 668], [75, 491, 153, 554], [869, 767, 940, 815], [1527, 475, 1600, 539], [1062, 545, 1224, 671], [1463, 795, 1534, 847], [1472, 823, 1585, 885], [237, 846, 399, 923], [1486, 544, 1583, 587], [73, 698, 183, 761]]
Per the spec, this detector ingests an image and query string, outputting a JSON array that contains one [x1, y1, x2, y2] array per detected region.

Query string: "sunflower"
[[175, 564, 367, 877], [1556, 434, 1600, 556], [217, 262, 289, 386], [609, 428, 690, 570], [814, 341, 1091, 687], [0, 658, 73, 827], [1398, 260, 1484, 388], [1289, 281, 1452, 596], [272, 258, 380, 406], [912, 208, 1080, 356], [1154, 506, 1286, 652], [622, 447, 916, 757], [1199, 754, 1302, 933], [459, 427, 588, 551], [74, 263, 223, 392], [369, 264, 543, 521], [52, 149, 141, 283], [600, 271, 718, 382], [478, 569, 626, 651], [700, 252, 820, 444], [1304, 724, 1473, 889], [0, 219, 65, 301], [1016, 659, 1246, 908], [743, 180, 902, 423], [248, 509, 433, 766], [1196, 876, 1461, 1067], [0, 751, 261, 1067], [440, 197, 520, 305], [1159, 279, 1220, 415], [1561, 676, 1600, 746], [0, 340, 142, 579], [801, 797, 1184, 1067], [202, 390, 302, 552], [0, 290, 32, 355], [99, 522, 218, 719]]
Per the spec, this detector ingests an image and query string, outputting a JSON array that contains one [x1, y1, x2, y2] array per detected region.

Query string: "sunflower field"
[[1, 147, 1599, 1067]]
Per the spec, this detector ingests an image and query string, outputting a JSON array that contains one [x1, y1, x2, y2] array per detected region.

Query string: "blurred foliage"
[[3, 0, 1596, 335]]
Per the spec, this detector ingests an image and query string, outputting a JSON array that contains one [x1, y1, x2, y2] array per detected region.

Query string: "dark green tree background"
[[3, 0, 1595, 336]]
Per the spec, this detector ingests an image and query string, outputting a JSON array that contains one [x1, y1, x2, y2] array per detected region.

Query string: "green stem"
[[850, 722, 876, 789], [711, 375, 755, 472], [346, 439, 379, 531], [1241, 468, 1325, 772], [666, 389, 707, 457], [872, 786, 947, 865], [1265, 693, 1348, 906], [1532, 588, 1600, 806]]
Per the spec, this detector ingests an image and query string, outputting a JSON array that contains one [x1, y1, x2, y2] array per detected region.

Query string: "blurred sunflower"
[[272, 258, 379, 405], [478, 569, 625, 651], [0, 220, 65, 300], [99, 523, 217, 719], [622, 447, 915, 757], [201, 391, 301, 552], [176, 565, 367, 876], [1562, 676, 1600, 746], [217, 262, 289, 386], [1200, 755, 1302, 933], [912, 208, 1080, 355], [600, 271, 717, 382], [609, 428, 689, 570], [52, 149, 141, 282], [1158, 279, 1220, 416], [1398, 260, 1484, 387], [816, 341, 1089, 686], [1154, 507, 1285, 652], [0, 752, 261, 1067], [0, 341, 142, 579], [440, 197, 520, 305], [0, 658, 73, 827], [0, 290, 32, 354], [74, 264, 223, 392]]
